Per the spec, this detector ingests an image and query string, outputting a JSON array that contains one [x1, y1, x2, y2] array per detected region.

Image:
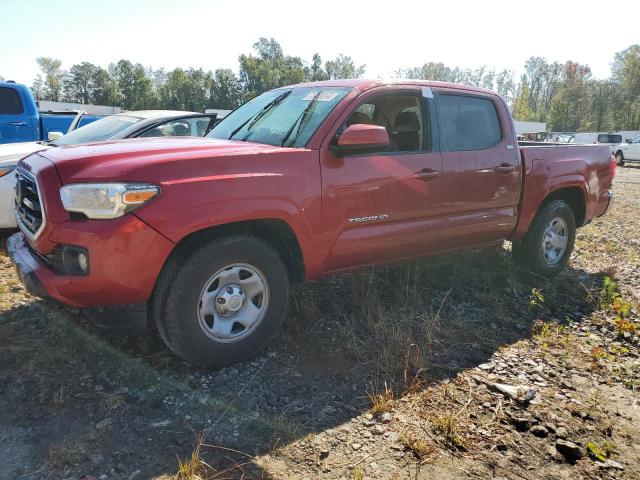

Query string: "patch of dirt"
[[0, 167, 638, 480]]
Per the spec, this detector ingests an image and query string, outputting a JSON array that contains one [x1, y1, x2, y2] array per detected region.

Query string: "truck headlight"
[[60, 183, 159, 219]]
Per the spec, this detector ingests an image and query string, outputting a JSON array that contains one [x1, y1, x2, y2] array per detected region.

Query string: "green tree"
[[110, 60, 156, 110], [209, 69, 242, 109], [239, 37, 308, 99], [36, 57, 64, 101], [64, 62, 99, 103], [31, 75, 44, 100], [324, 54, 365, 79], [308, 53, 328, 81], [158, 68, 211, 112], [611, 44, 640, 130], [91, 67, 119, 106], [547, 62, 591, 131], [512, 83, 534, 121]]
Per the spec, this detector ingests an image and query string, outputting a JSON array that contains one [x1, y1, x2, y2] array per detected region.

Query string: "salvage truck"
[[8, 80, 615, 366]]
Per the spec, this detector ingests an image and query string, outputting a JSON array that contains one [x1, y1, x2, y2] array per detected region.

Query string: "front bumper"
[[7, 214, 175, 308], [7, 233, 50, 299]]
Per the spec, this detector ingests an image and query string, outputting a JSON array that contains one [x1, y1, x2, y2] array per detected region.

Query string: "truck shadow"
[[0, 245, 609, 479]]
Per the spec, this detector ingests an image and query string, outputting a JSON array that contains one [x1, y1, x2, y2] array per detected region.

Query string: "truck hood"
[[0, 141, 50, 166], [35, 137, 302, 183]]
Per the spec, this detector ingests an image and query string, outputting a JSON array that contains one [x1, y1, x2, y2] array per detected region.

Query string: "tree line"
[[27, 38, 365, 113], [18, 38, 640, 132]]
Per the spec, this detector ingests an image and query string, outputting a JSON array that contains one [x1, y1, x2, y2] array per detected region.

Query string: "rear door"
[[0, 86, 33, 144], [434, 89, 521, 248]]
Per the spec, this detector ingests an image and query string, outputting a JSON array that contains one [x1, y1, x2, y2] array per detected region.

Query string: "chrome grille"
[[15, 167, 45, 238]]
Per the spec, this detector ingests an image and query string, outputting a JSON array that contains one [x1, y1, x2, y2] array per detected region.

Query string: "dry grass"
[[367, 381, 394, 415], [399, 433, 437, 462]]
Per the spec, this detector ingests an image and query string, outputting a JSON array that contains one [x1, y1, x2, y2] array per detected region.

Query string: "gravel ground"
[[0, 166, 638, 480]]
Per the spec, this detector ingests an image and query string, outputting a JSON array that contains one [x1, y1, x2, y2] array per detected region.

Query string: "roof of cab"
[[285, 78, 499, 96]]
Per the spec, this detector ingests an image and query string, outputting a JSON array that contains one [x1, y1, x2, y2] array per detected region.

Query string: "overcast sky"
[[1, 0, 638, 85]]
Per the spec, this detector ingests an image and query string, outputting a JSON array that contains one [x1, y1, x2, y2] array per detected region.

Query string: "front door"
[[319, 86, 447, 273]]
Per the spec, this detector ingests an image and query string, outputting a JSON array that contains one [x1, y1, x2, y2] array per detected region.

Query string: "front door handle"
[[495, 163, 515, 174], [413, 168, 440, 181], [10, 122, 26, 127]]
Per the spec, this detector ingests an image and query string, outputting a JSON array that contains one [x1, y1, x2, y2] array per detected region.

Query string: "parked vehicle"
[[614, 136, 640, 165], [0, 110, 216, 228], [569, 132, 624, 163], [7, 80, 615, 366], [0, 81, 103, 144]]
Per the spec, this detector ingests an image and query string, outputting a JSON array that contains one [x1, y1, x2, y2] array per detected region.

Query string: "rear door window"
[[438, 94, 502, 151], [0, 87, 24, 115]]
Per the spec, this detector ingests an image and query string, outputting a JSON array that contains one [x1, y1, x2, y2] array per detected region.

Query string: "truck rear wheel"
[[512, 199, 576, 278], [153, 235, 289, 366], [615, 151, 625, 166]]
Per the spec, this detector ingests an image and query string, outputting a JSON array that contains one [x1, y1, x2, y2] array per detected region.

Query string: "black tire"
[[616, 151, 625, 166], [153, 235, 289, 366], [512, 199, 576, 278]]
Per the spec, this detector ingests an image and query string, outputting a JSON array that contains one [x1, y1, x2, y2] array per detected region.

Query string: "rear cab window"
[[0, 86, 24, 115], [437, 94, 502, 151]]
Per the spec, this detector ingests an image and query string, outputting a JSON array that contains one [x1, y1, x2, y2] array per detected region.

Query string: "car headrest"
[[393, 111, 420, 133], [347, 111, 373, 126]]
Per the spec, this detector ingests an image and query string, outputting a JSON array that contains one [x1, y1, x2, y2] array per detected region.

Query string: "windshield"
[[207, 86, 351, 147], [52, 115, 142, 146]]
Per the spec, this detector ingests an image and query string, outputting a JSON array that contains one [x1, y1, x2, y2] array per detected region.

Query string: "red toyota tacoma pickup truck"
[[8, 80, 615, 366]]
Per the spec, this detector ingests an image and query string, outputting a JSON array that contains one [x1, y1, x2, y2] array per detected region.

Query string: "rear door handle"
[[495, 163, 515, 174], [10, 122, 26, 127], [413, 168, 440, 181]]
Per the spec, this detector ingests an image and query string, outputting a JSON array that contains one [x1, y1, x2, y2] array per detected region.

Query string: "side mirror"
[[330, 124, 389, 157], [48, 131, 63, 141]]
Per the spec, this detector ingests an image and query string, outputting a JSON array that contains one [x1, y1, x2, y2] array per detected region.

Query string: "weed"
[[175, 435, 209, 480], [599, 276, 619, 309], [351, 465, 364, 480], [591, 347, 610, 361], [367, 381, 394, 415], [532, 321, 574, 349], [431, 412, 466, 451], [400, 433, 435, 462], [615, 318, 636, 334], [586, 440, 617, 462], [529, 288, 545, 309]]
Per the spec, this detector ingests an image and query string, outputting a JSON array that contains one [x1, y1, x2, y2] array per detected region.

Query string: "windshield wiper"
[[228, 90, 291, 140], [280, 90, 322, 147]]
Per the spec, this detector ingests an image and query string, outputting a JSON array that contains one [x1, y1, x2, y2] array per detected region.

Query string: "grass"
[[367, 381, 394, 415], [399, 433, 436, 462]]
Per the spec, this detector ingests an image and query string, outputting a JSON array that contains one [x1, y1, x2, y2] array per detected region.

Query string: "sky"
[[1, 0, 639, 86]]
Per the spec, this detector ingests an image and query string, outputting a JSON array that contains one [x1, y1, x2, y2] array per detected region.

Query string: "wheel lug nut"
[[226, 287, 233, 294], [217, 298, 225, 304], [238, 288, 243, 295]]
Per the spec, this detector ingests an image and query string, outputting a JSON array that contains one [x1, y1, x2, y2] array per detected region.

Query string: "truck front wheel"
[[512, 199, 576, 278], [154, 235, 289, 366]]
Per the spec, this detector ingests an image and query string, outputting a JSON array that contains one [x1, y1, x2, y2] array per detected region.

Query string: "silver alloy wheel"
[[197, 263, 270, 343], [542, 217, 569, 265]]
